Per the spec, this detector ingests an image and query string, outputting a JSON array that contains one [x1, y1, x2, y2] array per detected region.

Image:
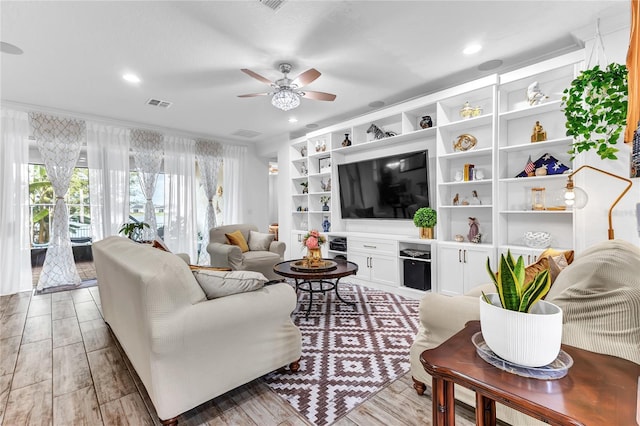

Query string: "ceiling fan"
[[238, 63, 336, 111]]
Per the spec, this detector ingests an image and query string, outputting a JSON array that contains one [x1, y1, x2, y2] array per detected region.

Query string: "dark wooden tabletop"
[[421, 321, 640, 426], [273, 259, 358, 280]]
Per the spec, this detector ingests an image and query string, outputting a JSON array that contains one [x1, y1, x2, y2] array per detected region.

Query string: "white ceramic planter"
[[479, 293, 563, 367]]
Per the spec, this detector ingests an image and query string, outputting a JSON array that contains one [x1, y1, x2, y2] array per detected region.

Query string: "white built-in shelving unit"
[[285, 50, 584, 296]]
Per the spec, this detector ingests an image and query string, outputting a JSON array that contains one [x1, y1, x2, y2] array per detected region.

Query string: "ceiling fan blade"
[[291, 68, 321, 88], [302, 91, 336, 101], [237, 92, 270, 98], [240, 69, 273, 85]]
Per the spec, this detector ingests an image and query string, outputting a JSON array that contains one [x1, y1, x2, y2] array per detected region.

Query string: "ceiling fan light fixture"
[[272, 89, 300, 111]]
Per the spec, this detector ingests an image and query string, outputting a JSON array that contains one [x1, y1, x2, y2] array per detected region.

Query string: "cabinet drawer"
[[349, 238, 396, 254]]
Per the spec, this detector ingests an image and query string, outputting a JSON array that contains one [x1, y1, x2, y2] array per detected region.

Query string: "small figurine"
[[527, 81, 548, 106], [420, 115, 433, 129], [453, 193, 460, 206], [468, 217, 481, 243], [469, 190, 482, 205], [321, 139, 327, 151], [300, 163, 308, 176], [460, 101, 474, 119], [531, 121, 548, 142], [315, 140, 321, 152], [300, 146, 307, 157]]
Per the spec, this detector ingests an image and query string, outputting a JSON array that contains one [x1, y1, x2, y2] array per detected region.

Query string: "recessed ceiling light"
[[463, 43, 482, 55], [306, 123, 319, 129], [288, 117, 298, 123], [122, 73, 141, 83]]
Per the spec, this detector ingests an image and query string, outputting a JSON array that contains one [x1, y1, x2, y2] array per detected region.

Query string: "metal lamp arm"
[[567, 165, 633, 239]]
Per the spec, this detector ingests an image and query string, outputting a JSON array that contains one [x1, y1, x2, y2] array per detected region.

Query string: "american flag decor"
[[524, 155, 535, 175]]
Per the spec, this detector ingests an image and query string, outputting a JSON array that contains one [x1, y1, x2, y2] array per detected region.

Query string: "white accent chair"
[[207, 224, 285, 281]]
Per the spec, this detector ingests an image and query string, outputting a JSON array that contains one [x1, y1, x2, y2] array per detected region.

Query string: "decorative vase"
[[322, 203, 329, 211], [306, 247, 322, 266], [419, 227, 434, 239], [342, 133, 351, 147], [479, 293, 563, 367], [419, 115, 433, 129], [322, 216, 331, 232]]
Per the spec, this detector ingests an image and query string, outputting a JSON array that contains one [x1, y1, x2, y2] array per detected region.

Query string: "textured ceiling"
[[0, 1, 630, 147]]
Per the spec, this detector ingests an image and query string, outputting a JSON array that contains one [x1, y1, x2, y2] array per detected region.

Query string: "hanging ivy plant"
[[561, 62, 628, 160]]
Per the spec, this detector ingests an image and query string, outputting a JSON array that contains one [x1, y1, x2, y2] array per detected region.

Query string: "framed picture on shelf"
[[319, 156, 331, 173]]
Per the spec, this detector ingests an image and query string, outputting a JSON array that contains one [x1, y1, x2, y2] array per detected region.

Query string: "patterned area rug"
[[263, 281, 420, 426]]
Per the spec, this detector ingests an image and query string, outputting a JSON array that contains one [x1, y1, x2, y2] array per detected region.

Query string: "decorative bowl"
[[523, 231, 551, 249]]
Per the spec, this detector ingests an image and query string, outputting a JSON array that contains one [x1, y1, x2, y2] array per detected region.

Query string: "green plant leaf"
[[519, 269, 551, 312]]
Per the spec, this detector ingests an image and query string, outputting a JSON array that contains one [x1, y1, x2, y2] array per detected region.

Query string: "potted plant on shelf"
[[480, 251, 561, 367], [412, 207, 436, 239], [562, 62, 628, 160], [119, 221, 150, 243], [320, 195, 330, 211]]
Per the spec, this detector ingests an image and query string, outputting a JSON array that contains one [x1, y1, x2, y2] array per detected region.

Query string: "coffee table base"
[[295, 277, 355, 318]]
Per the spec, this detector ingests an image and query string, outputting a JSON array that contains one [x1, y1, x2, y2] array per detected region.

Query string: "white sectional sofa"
[[93, 236, 302, 425]]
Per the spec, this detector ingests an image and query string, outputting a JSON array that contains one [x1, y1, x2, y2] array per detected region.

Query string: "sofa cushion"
[[248, 230, 275, 251], [193, 269, 268, 299], [546, 239, 640, 364], [225, 230, 249, 253]]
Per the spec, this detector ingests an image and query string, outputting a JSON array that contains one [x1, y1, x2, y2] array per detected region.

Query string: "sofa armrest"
[[269, 240, 286, 258], [464, 282, 495, 298], [175, 253, 190, 264], [207, 242, 242, 269], [418, 293, 481, 349]]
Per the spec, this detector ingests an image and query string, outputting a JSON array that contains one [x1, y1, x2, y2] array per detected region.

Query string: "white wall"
[[242, 144, 271, 232], [574, 25, 640, 252]]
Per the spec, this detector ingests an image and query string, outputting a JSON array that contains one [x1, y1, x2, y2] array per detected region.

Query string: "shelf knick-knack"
[[322, 216, 331, 232], [531, 121, 548, 142], [527, 81, 548, 106], [315, 140, 321, 152], [342, 133, 351, 147], [419, 115, 433, 129], [532, 187, 546, 210]]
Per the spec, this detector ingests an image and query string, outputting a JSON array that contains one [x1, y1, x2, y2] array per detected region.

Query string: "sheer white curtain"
[[86, 123, 130, 241], [0, 109, 32, 295], [130, 129, 163, 241], [30, 113, 85, 290], [195, 139, 222, 265], [163, 135, 197, 261], [222, 144, 247, 225]]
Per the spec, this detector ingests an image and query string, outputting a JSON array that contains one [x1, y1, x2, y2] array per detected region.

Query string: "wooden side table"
[[421, 321, 640, 426]]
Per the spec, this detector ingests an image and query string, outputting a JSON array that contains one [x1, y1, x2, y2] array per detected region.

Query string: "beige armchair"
[[207, 224, 286, 281]]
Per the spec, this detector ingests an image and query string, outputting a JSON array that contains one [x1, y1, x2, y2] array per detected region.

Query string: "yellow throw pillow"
[[225, 230, 249, 253], [525, 256, 550, 285]]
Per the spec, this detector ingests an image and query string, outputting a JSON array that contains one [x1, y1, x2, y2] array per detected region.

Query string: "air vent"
[[231, 129, 261, 138], [258, 0, 285, 11], [146, 98, 173, 109]]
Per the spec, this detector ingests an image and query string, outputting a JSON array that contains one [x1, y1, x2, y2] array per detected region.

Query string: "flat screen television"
[[337, 150, 430, 219]]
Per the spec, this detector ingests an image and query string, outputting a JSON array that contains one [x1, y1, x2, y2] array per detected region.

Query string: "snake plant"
[[484, 250, 551, 313]]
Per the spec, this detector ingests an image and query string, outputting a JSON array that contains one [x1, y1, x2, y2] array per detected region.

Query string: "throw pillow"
[[189, 265, 232, 272], [225, 230, 249, 253], [151, 239, 171, 252], [192, 269, 267, 299], [248, 230, 275, 251], [539, 248, 574, 265]]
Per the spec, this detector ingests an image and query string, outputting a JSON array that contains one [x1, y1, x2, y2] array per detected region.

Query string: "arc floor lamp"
[[564, 165, 633, 240]]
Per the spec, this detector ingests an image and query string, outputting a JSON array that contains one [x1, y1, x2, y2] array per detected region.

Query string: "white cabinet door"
[[462, 246, 495, 293], [437, 245, 465, 296], [348, 251, 371, 281], [438, 244, 495, 295], [369, 254, 398, 287]]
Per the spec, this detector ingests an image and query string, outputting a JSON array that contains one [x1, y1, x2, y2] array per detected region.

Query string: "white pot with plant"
[[480, 250, 562, 367], [412, 207, 436, 239]]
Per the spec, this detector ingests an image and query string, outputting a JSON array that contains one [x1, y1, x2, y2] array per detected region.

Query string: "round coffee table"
[[273, 259, 359, 318]]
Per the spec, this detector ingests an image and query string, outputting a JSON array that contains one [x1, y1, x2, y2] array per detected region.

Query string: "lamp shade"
[[271, 90, 300, 111], [564, 185, 588, 209]]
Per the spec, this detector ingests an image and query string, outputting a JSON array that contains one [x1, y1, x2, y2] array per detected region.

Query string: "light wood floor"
[[0, 287, 478, 426]]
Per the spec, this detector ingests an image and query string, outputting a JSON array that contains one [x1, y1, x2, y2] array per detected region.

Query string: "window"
[[29, 164, 91, 245], [129, 171, 165, 238]]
